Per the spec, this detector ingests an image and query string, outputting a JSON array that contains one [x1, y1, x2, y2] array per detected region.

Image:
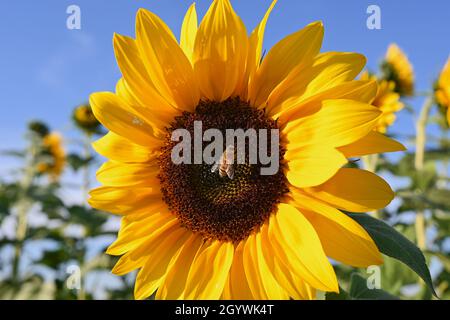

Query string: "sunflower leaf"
[[347, 213, 437, 297], [348, 273, 399, 300], [325, 286, 350, 300]]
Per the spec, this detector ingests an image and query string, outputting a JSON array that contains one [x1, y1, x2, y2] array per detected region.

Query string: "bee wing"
[[226, 165, 234, 179]]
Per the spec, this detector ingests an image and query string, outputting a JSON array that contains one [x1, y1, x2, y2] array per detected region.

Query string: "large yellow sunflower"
[[88, 0, 405, 300], [382, 43, 414, 96], [361, 72, 404, 133], [435, 57, 450, 125]]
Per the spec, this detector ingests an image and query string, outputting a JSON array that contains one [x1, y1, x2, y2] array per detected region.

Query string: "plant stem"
[[362, 153, 380, 218], [414, 96, 433, 250], [12, 137, 39, 284], [82, 133, 92, 206]]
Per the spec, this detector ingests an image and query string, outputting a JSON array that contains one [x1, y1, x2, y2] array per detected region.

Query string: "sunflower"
[[37, 132, 66, 181], [89, 0, 405, 300], [435, 57, 450, 125], [381, 43, 414, 96], [73, 104, 102, 134], [361, 72, 404, 133]]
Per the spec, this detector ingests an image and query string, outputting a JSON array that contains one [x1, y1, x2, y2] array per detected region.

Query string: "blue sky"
[[0, 0, 449, 165]]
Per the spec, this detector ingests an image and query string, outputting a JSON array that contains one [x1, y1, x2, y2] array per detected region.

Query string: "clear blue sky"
[[0, 0, 449, 163]]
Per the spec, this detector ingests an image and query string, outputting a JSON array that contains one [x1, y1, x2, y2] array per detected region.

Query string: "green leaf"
[[325, 287, 350, 300], [348, 213, 437, 297], [348, 274, 399, 300], [0, 150, 25, 158], [67, 153, 94, 172]]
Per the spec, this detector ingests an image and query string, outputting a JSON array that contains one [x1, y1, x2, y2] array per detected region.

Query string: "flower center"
[[158, 98, 288, 242]]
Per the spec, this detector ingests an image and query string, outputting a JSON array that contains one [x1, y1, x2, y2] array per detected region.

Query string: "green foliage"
[[348, 213, 437, 296]]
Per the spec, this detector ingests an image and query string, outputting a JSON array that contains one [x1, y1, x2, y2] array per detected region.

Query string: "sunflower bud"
[[381, 44, 414, 97], [28, 120, 50, 137], [72, 104, 102, 134]]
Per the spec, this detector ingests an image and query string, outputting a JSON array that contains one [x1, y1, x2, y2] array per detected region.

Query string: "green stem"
[[414, 96, 433, 250], [82, 133, 92, 206], [362, 153, 380, 218], [12, 137, 39, 284]]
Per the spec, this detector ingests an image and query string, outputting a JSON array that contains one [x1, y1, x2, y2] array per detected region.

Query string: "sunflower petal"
[[253, 231, 289, 299], [269, 203, 338, 292], [184, 240, 234, 299], [136, 9, 199, 111], [113, 34, 179, 118], [156, 234, 203, 300], [286, 145, 348, 188], [290, 191, 383, 267], [96, 161, 159, 188], [90, 92, 161, 147], [107, 211, 177, 256], [268, 52, 367, 116], [223, 242, 254, 300], [239, 0, 277, 98], [277, 80, 378, 124], [248, 21, 323, 107], [92, 132, 157, 164], [285, 99, 382, 148], [134, 227, 190, 300], [305, 168, 394, 212], [338, 131, 406, 158], [193, 0, 248, 101], [260, 222, 316, 299], [180, 3, 198, 63], [242, 234, 268, 299], [88, 185, 161, 215]]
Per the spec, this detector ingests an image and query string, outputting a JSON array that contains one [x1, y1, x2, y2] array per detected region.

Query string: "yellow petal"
[[286, 145, 348, 188], [242, 234, 268, 299], [248, 21, 323, 107], [305, 168, 394, 212], [96, 161, 159, 188], [222, 242, 254, 300], [268, 203, 338, 292], [290, 191, 383, 267], [107, 210, 177, 256], [180, 3, 198, 63], [114, 78, 176, 136], [338, 131, 406, 158], [92, 132, 157, 164], [90, 92, 161, 147], [239, 0, 277, 98], [268, 52, 367, 116], [88, 185, 161, 215], [277, 80, 377, 124], [285, 99, 382, 148], [113, 34, 179, 117], [156, 234, 203, 300], [253, 231, 289, 299], [111, 251, 147, 276], [134, 227, 190, 300], [136, 9, 199, 111], [184, 240, 234, 299], [259, 222, 316, 299], [193, 0, 248, 101]]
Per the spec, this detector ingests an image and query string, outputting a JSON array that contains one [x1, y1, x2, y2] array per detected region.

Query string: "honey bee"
[[211, 145, 235, 179]]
